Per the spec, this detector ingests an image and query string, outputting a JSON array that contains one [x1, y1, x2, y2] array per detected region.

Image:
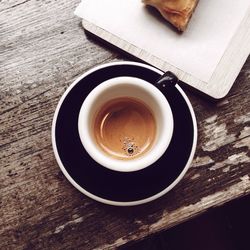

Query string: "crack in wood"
[[0, 0, 32, 12]]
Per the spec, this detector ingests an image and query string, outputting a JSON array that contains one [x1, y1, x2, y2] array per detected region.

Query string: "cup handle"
[[155, 71, 179, 93]]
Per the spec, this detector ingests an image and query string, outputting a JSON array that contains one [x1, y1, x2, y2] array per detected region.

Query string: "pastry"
[[142, 0, 199, 31]]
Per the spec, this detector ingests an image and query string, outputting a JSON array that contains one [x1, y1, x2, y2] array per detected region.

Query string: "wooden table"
[[1, 1, 250, 249]]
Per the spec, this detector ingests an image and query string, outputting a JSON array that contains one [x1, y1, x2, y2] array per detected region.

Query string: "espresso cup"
[[78, 76, 174, 172]]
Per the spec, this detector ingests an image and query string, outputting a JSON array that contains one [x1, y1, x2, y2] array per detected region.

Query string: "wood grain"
[[0, 0, 250, 249]]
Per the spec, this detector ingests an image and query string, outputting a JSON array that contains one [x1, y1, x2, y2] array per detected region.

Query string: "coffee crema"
[[93, 97, 156, 160]]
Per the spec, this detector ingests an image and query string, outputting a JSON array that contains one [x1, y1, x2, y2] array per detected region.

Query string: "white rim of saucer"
[[51, 61, 198, 206]]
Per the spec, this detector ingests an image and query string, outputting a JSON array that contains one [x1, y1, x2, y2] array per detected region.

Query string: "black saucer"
[[52, 62, 197, 205]]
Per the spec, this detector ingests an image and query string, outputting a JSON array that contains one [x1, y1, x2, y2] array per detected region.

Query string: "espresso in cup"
[[52, 62, 198, 205], [78, 76, 173, 172], [94, 97, 156, 160]]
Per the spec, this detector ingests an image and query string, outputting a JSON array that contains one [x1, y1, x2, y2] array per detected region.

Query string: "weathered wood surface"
[[0, 0, 249, 249]]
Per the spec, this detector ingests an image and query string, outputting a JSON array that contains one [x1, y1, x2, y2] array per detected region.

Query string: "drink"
[[93, 97, 156, 160]]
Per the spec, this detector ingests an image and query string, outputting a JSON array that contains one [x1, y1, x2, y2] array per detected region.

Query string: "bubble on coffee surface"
[[120, 137, 140, 157]]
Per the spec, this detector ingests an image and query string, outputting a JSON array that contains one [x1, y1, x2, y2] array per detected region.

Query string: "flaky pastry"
[[143, 0, 199, 31]]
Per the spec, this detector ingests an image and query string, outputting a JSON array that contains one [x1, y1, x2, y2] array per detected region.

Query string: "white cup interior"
[[78, 77, 173, 172]]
